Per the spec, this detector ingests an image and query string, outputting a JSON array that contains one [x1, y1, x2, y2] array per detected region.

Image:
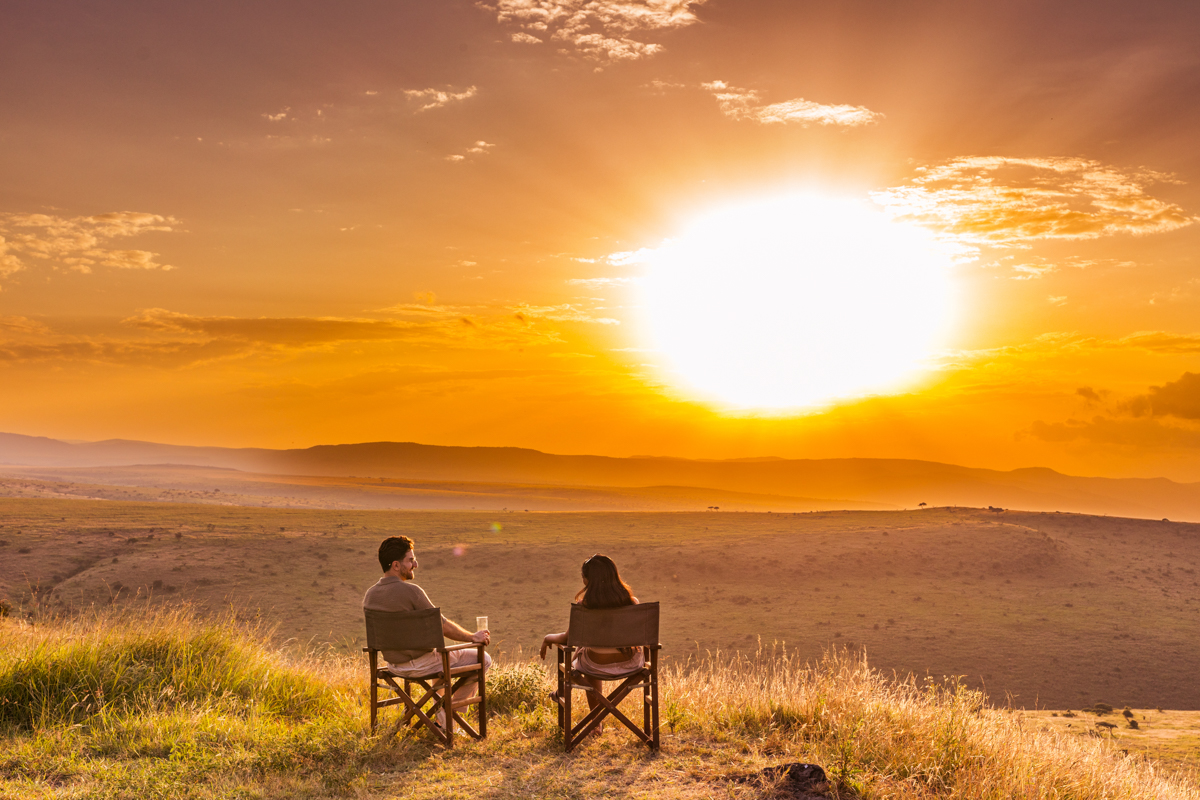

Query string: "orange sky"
[[3, 0, 1200, 479]]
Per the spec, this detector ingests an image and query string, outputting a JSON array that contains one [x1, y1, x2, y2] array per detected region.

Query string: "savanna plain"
[[2, 497, 1199, 799]]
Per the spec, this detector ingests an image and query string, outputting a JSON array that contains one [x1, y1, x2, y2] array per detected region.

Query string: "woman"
[[540, 554, 645, 719]]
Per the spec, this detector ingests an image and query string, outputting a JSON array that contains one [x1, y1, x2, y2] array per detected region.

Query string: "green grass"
[[3, 606, 1199, 799], [0, 607, 368, 799]]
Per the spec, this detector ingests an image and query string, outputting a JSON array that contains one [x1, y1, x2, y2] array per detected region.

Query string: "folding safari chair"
[[363, 607, 487, 746], [550, 602, 661, 752]]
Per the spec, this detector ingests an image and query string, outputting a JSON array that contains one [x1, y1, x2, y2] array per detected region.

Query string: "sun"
[[636, 193, 958, 410]]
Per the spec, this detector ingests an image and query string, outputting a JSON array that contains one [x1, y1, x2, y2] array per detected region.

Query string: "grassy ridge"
[[2, 608, 1198, 799], [0, 608, 338, 729], [0, 608, 367, 798]]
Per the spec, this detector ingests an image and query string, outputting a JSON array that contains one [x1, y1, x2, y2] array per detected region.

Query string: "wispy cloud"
[[445, 140, 496, 163], [1113, 331, 1200, 354], [481, 0, 705, 62], [605, 248, 656, 265], [566, 276, 637, 288], [1026, 416, 1200, 450], [0, 315, 50, 334], [511, 303, 620, 324], [404, 86, 478, 112], [0, 307, 568, 367], [872, 157, 1196, 245], [999, 255, 1137, 280], [0, 211, 179, 280], [701, 81, 883, 127]]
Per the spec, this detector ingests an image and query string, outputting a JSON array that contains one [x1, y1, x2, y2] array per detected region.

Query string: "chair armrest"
[[440, 642, 486, 653]]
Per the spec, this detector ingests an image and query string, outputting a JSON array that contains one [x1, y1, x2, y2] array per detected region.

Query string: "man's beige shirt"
[[362, 574, 439, 664]]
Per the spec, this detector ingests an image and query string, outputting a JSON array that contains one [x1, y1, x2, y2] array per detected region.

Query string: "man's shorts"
[[385, 647, 492, 678]]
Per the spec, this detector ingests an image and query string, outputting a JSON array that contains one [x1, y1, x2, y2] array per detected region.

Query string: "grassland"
[[3, 498, 1198, 712], [3, 605, 1198, 799]]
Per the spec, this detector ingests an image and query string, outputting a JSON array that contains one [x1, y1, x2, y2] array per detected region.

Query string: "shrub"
[[486, 661, 549, 715]]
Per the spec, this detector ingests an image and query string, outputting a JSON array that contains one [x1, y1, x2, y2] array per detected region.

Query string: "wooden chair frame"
[[549, 602, 661, 752], [363, 606, 487, 746]]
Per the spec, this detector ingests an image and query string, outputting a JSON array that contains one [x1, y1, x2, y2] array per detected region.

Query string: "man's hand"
[[471, 629, 490, 646]]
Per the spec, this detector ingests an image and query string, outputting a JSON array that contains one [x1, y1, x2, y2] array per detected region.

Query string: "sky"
[[3, 0, 1200, 480]]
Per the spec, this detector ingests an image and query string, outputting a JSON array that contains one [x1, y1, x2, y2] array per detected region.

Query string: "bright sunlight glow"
[[637, 193, 958, 410]]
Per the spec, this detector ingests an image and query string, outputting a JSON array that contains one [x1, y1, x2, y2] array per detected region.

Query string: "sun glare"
[[637, 193, 958, 410]]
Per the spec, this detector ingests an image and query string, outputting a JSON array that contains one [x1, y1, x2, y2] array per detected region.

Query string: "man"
[[363, 536, 491, 726]]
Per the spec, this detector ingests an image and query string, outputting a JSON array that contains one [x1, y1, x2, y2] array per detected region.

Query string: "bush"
[[486, 661, 549, 715]]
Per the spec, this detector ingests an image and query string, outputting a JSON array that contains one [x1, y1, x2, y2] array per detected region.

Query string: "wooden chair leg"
[[369, 650, 379, 733], [442, 651, 454, 747], [562, 646, 574, 752], [644, 675, 651, 739], [650, 649, 660, 750], [477, 643, 487, 739]]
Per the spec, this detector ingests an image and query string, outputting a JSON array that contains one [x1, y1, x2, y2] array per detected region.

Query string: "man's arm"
[[442, 615, 489, 645]]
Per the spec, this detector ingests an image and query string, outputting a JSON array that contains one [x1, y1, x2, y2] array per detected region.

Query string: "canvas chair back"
[[566, 602, 659, 648], [364, 606, 444, 652]]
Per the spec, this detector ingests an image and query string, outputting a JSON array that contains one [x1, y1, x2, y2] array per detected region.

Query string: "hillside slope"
[[4, 433, 1200, 519]]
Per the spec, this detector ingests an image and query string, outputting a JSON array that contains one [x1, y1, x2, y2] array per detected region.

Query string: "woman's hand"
[[540, 632, 567, 660]]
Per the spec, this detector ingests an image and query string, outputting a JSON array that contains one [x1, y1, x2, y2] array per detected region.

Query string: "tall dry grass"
[[0, 605, 345, 729], [659, 643, 1198, 798], [1, 608, 1197, 799]]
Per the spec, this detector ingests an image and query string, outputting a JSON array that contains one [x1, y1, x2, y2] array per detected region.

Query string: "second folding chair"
[[549, 602, 661, 752]]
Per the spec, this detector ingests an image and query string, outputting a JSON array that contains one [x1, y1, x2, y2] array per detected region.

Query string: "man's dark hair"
[[378, 536, 415, 573]]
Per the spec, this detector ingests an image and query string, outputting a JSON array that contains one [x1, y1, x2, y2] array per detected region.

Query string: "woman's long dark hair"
[[575, 554, 634, 609]]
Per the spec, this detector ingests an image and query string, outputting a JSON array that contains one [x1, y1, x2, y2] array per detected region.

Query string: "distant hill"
[[3, 431, 1200, 520]]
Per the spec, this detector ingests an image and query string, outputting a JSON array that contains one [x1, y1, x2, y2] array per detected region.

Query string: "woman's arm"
[[540, 631, 567, 660]]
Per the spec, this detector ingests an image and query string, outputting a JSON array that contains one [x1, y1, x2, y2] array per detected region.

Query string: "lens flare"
[[637, 193, 958, 410]]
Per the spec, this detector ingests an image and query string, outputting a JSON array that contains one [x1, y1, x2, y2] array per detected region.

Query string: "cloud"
[[510, 303, 621, 324], [934, 331, 1200, 376], [1111, 332, 1200, 354], [1026, 416, 1200, 449], [0, 211, 179, 279], [1126, 372, 1200, 420], [481, 0, 705, 62], [872, 157, 1196, 245], [0, 236, 22, 278], [404, 86, 478, 112], [1010, 261, 1057, 280], [1048, 295, 1067, 306], [1022, 372, 1200, 451], [0, 315, 50, 334], [566, 276, 637, 288], [701, 81, 883, 127], [446, 141, 495, 162], [0, 307, 571, 368], [605, 247, 656, 265], [1000, 255, 1136, 281], [1149, 278, 1200, 306]]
